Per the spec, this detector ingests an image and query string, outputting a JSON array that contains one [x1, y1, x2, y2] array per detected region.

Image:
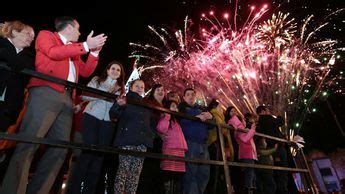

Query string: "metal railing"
[[0, 62, 318, 194]]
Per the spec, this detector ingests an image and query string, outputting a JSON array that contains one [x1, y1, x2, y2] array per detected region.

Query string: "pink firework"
[[130, 6, 344, 132]]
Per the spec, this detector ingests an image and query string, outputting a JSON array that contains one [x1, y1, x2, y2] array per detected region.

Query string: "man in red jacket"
[[0, 16, 107, 194]]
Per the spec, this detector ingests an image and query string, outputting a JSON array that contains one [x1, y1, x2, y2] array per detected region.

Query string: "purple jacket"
[[157, 114, 188, 151], [228, 116, 257, 160]]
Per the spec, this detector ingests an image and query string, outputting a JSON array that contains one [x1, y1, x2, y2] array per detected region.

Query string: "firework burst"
[[129, 5, 344, 133]]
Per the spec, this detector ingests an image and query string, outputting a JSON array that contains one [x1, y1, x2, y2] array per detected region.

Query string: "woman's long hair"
[[146, 83, 165, 104], [163, 100, 179, 128], [225, 106, 238, 124], [95, 60, 125, 95], [225, 106, 244, 126], [207, 98, 219, 112]]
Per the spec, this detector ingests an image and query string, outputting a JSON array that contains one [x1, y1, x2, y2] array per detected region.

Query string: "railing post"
[[293, 151, 309, 192], [300, 149, 319, 194], [217, 124, 233, 194]]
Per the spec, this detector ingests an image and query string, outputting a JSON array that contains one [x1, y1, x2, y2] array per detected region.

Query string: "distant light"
[[340, 71, 343, 75], [322, 91, 327, 96], [336, 55, 341, 59], [323, 57, 328, 61], [251, 6, 255, 10], [62, 183, 66, 189], [223, 13, 229, 19], [209, 11, 214, 15], [312, 108, 317, 112], [295, 123, 300, 127], [201, 13, 206, 17], [291, 86, 296, 90], [329, 58, 335, 65], [196, 99, 203, 105], [249, 71, 256, 78], [263, 4, 268, 9]]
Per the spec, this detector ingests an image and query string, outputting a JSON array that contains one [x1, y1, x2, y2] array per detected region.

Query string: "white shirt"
[[58, 34, 99, 83], [7, 38, 23, 53], [58, 33, 82, 82]]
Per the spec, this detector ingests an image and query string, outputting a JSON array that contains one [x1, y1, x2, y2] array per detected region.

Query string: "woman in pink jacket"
[[157, 100, 188, 194], [227, 106, 257, 192]]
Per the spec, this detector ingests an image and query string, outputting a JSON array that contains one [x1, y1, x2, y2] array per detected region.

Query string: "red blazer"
[[28, 30, 98, 95]]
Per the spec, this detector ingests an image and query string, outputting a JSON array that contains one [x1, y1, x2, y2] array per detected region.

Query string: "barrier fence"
[[0, 62, 318, 194]]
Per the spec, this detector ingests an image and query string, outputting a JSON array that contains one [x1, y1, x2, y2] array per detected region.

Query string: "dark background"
[[1, 0, 344, 154]]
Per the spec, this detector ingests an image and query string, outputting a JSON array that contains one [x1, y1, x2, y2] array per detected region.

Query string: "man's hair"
[[183, 88, 195, 96], [207, 98, 219, 111], [256, 105, 267, 114], [55, 16, 76, 31]]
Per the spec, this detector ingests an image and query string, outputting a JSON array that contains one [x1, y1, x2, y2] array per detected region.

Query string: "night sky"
[[1, 0, 344, 154]]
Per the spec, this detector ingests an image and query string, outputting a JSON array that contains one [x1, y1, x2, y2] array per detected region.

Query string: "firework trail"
[[130, 5, 344, 133]]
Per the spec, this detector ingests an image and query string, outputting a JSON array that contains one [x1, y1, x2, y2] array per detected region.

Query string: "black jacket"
[[256, 114, 284, 148], [0, 37, 34, 123], [109, 91, 155, 148]]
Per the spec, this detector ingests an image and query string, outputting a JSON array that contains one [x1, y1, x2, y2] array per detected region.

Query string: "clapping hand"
[[86, 31, 107, 50]]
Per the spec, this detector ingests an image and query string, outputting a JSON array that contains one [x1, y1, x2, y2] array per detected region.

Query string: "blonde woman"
[[0, 20, 34, 132]]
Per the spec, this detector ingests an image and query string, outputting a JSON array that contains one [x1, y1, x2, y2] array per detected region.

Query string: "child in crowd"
[[206, 99, 234, 194], [157, 100, 188, 194], [227, 108, 257, 193], [139, 83, 166, 194], [178, 88, 213, 194], [255, 137, 277, 194], [109, 79, 155, 194]]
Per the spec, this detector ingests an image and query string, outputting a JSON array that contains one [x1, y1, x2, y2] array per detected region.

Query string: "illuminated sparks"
[[130, 6, 344, 130]]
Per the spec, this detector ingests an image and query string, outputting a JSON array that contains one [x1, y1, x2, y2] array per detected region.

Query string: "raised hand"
[[86, 30, 107, 50], [117, 95, 126, 106], [110, 84, 121, 94]]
